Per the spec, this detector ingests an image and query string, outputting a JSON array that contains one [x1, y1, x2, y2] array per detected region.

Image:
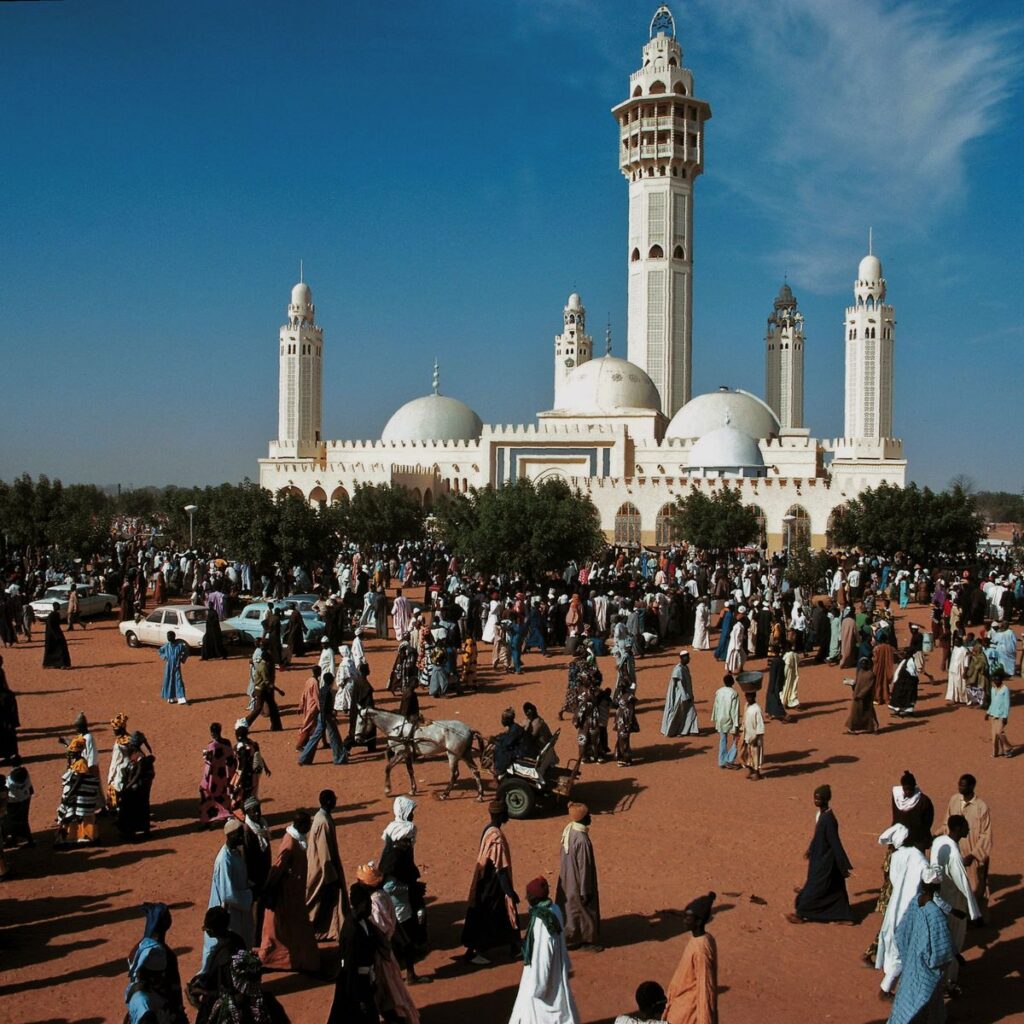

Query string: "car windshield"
[[44, 589, 67, 599], [184, 609, 208, 624]]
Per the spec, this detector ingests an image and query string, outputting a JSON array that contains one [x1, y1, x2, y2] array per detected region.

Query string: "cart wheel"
[[501, 783, 536, 819], [125, 631, 139, 648]]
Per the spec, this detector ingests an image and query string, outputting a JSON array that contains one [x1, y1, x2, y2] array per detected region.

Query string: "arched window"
[[568, 314, 575, 324], [784, 504, 811, 551], [672, 244, 684, 259], [668, 57, 678, 67], [330, 485, 350, 505], [648, 244, 664, 258], [630, 247, 640, 262], [423, 488, 433, 510], [411, 487, 421, 505], [655, 504, 679, 546], [747, 504, 767, 547], [308, 486, 327, 508], [614, 502, 642, 546], [649, 80, 666, 94], [673, 82, 686, 94], [278, 486, 303, 499], [867, 296, 875, 310], [632, 85, 643, 97]]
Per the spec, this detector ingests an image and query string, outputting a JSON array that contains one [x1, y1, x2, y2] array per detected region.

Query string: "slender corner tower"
[[276, 272, 323, 458], [553, 292, 593, 408], [765, 282, 805, 429], [844, 239, 895, 439], [612, 4, 711, 418]]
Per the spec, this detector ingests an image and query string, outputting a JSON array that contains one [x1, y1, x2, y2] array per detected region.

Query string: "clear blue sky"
[[1, 0, 1022, 490]]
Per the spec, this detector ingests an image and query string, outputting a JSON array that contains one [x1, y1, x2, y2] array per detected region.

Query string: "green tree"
[[49, 484, 114, 559], [785, 544, 832, 596], [830, 482, 984, 561], [340, 483, 425, 548], [434, 477, 603, 579], [670, 486, 759, 552]]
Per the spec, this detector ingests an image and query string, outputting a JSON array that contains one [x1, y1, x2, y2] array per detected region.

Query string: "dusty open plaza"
[[1, 600, 1020, 1024]]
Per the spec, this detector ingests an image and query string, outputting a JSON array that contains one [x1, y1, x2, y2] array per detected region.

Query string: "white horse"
[[358, 707, 485, 801]]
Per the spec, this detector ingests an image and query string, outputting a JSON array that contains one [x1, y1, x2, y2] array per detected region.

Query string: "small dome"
[[778, 282, 793, 301], [666, 388, 780, 441], [559, 356, 661, 414], [381, 393, 482, 443], [567, 292, 583, 310], [689, 425, 765, 471], [291, 282, 312, 307], [858, 254, 882, 283]]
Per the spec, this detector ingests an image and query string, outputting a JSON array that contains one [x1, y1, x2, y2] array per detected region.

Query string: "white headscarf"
[[878, 823, 909, 849], [382, 796, 417, 844]]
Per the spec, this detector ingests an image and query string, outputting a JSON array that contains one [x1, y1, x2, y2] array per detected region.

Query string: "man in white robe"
[[692, 599, 711, 651], [873, 824, 928, 994], [509, 876, 580, 1024], [662, 651, 699, 737], [725, 609, 747, 674], [391, 589, 412, 642], [932, 815, 981, 988]]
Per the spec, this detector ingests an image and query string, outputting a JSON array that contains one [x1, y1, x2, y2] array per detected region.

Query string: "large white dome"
[[689, 425, 765, 471], [559, 356, 661, 414], [666, 387, 780, 440], [381, 393, 482, 443]]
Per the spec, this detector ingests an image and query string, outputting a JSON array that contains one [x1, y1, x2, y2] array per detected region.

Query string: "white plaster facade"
[[258, 5, 907, 552]]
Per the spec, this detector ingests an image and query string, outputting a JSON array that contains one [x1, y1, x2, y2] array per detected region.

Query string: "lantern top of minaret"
[[650, 5, 676, 39]]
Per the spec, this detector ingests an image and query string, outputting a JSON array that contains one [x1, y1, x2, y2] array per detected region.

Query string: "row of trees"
[[0, 472, 993, 574]]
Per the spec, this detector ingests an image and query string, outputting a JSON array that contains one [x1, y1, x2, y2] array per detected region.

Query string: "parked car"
[[119, 604, 240, 651], [30, 584, 116, 622], [221, 600, 325, 647]]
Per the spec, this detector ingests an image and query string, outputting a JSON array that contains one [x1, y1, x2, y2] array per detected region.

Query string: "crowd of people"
[[0, 530, 1020, 1020]]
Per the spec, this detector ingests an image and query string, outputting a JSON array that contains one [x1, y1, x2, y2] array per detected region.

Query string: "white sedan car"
[[119, 605, 238, 651], [30, 584, 116, 622]]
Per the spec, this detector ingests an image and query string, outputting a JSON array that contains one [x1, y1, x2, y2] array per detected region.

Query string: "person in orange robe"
[[295, 667, 322, 751], [665, 891, 718, 1024], [258, 810, 320, 973]]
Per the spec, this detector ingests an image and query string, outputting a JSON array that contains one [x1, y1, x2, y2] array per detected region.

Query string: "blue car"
[[222, 600, 324, 649]]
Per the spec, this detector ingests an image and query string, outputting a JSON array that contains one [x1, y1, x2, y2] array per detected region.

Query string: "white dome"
[[858, 254, 882, 283], [666, 388, 780, 440], [689, 425, 765, 470], [291, 282, 312, 307], [381, 393, 482, 443], [559, 356, 661, 414], [567, 292, 582, 310]]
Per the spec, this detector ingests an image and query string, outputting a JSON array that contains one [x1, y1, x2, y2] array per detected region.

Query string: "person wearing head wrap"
[[202, 949, 290, 1024], [887, 867, 955, 1024], [845, 656, 879, 734], [664, 892, 718, 1024], [461, 799, 520, 965], [203, 817, 254, 969], [41, 600, 71, 669], [186, 906, 246, 1019], [116, 732, 156, 841], [257, 810, 320, 973], [930, 814, 981, 991], [508, 875, 580, 1024], [789, 785, 854, 923], [199, 722, 237, 826], [872, 824, 928, 994], [124, 902, 187, 1024], [55, 736, 101, 846], [158, 630, 190, 705], [379, 797, 426, 980], [556, 803, 602, 951], [305, 789, 348, 942], [329, 883, 379, 1024], [107, 712, 133, 810]]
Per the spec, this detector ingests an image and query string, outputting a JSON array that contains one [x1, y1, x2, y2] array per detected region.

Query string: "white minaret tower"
[[765, 281, 805, 429], [612, 4, 711, 418], [276, 268, 323, 459], [844, 235, 895, 439], [553, 292, 593, 407]]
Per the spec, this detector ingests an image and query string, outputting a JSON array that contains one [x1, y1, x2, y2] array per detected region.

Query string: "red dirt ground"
[[1, 605, 1020, 1024]]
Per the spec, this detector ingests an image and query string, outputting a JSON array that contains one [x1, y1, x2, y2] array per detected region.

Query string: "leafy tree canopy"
[[337, 483, 424, 549], [670, 486, 759, 553]]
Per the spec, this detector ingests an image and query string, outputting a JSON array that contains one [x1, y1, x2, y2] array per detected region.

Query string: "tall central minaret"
[[276, 273, 323, 458], [765, 282, 805, 429], [844, 239, 895, 439], [612, 4, 711, 418]]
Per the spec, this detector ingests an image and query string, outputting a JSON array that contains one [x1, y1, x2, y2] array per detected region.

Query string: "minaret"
[[765, 281, 805, 429], [612, 4, 711, 418], [844, 237, 895, 439], [553, 292, 593, 408], [276, 271, 324, 458]]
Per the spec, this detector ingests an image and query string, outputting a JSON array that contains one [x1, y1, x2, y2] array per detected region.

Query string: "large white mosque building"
[[259, 6, 906, 552]]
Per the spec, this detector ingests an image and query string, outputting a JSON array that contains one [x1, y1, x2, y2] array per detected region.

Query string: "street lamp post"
[[184, 504, 198, 548], [782, 513, 796, 558]]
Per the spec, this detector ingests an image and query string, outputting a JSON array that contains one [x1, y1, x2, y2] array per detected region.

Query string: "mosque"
[[258, 5, 906, 552]]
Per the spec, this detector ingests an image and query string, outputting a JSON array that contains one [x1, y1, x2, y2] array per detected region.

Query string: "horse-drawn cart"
[[497, 728, 581, 819]]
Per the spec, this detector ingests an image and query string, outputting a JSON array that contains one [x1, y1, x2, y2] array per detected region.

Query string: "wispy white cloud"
[[693, 0, 1021, 288]]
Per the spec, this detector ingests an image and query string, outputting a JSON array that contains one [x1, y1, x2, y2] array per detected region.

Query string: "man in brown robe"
[[258, 810, 320, 973], [946, 773, 992, 913], [461, 799, 520, 965], [872, 640, 894, 705], [556, 801, 602, 951], [306, 789, 348, 940], [665, 891, 718, 1024], [295, 666, 322, 750]]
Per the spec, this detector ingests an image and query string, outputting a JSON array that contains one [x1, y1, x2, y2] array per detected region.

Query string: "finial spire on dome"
[[299, 258, 304, 283], [432, 359, 439, 395], [605, 316, 613, 356], [868, 227, 873, 256]]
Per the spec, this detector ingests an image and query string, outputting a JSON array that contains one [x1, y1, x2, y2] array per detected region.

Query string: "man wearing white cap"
[[931, 815, 981, 992], [873, 824, 927, 995], [725, 607, 747, 674]]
